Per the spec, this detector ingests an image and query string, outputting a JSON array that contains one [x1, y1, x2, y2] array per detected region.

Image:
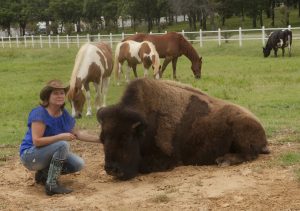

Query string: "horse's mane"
[[68, 43, 89, 98], [178, 34, 200, 61]]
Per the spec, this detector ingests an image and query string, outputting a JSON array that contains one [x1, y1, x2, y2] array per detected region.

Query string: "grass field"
[[0, 40, 299, 165]]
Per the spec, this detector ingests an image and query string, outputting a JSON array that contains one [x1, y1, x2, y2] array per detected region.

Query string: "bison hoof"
[[216, 157, 231, 167]]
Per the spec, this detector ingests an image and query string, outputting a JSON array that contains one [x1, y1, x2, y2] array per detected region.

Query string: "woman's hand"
[[58, 133, 77, 141]]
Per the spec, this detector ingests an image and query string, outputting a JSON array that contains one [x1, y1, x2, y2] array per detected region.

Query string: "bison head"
[[97, 106, 147, 180]]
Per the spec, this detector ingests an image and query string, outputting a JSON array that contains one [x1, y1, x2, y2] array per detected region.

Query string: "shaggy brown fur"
[[123, 32, 202, 79], [97, 78, 269, 180]]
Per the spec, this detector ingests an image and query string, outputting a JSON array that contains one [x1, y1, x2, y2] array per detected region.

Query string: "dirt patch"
[[0, 140, 299, 210]]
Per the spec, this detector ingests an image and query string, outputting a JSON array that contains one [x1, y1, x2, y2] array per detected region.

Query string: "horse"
[[123, 32, 202, 80], [263, 29, 292, 57], [114, 40, 161, 84], [67, 42, 113, 118]]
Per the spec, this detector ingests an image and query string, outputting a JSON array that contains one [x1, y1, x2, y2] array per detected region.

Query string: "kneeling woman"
[[20, 79, 100, 196]]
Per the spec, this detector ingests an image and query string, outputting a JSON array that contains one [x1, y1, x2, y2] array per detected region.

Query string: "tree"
[[49, 0, 83, 34], [0, 1, 14, 36]]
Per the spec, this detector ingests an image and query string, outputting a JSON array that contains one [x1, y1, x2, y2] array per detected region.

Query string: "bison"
[[97, 78, 269, 180]]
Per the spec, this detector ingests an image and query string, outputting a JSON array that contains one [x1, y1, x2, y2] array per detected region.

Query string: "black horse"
[[263, 29, 292, 57]]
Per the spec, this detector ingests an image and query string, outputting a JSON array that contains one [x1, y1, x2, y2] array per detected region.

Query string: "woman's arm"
[[32, 121, 76, 147], [72, 128, 100, 143]]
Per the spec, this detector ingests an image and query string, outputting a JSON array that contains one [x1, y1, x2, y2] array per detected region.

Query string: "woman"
[[20, 79, 100, 196]]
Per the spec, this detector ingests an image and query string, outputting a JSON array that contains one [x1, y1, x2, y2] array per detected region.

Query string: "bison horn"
[[132, 122, 141, 129]]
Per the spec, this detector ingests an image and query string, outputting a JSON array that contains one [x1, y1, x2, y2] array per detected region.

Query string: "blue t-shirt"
[[19, 106, 75, 156]]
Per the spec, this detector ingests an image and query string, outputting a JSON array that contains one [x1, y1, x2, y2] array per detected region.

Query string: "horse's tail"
[[113, 42, 122, 82], [69, 43, 88, 99]]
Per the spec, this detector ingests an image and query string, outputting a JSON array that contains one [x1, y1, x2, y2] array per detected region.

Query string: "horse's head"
[[67, 81, 86, 118], [191, 56, 202, 79], [263, 47, 271, 57]]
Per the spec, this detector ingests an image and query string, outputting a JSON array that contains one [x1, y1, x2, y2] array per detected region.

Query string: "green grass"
[[0, 40, 299, 162]]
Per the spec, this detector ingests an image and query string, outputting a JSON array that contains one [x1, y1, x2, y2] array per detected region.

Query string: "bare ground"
[[1, 136, 300, 211]]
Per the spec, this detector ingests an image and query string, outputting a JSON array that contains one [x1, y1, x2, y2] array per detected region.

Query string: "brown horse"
[[114, 40, 160, 85], [123, 32, 202, 79], [67, 42, 113, 118]]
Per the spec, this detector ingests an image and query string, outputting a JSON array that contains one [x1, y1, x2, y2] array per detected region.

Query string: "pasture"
[[0, 40, 300, 209]]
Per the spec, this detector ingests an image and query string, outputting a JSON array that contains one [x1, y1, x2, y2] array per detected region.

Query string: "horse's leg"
[[282, 47, 285, 57], [116, 63, 122, 86], [125, 65, 131, 83], [101, 77, 110, 107], [94, 80, 102, 111], [132, 64, 138, 78], [143, 66, 148, 77], [160, 57, 172, 78], [85, 84, 92, 116], [172, 57, 178, 80]]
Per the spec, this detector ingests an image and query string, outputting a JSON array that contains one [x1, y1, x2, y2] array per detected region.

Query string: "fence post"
[[40, 35, 43, 48], [239, 27, 242, 47], [98, 33, 101, 42], [288, 25, 291, 30], [16, 35, 19, 48], [57, 35, 60, 48], [182, 29, 185, 37], [48, 35, 51, 48], [31, 35, 34, 48], [24, 35, 27, 48], [110, 33, 113, 49], [121, 32, 124, 40], [165, 31, 167, 34], [8, 36, 11, 48], [262, 26, 265, 47], [1, 37, 4, 48], [218, 28, 221, 46], [77, 34, 80, 48], [87, 34, 90, 43], [199, 29, 203, 47], [67, 34, 69, 48]]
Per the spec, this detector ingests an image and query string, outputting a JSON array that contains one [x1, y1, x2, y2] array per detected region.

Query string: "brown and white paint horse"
[[123, 32, 202, 79], [67, 42, 113, 118], [114, 40, 160, 85]]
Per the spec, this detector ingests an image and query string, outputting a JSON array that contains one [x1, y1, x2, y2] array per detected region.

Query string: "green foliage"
[[279, 152, 300, 166]]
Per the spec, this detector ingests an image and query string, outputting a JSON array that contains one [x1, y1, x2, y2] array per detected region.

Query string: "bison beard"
[[97, 78, 270, 180]]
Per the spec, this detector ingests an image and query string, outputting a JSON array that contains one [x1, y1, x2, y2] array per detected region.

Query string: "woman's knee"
[[53, 141, 70, 160]]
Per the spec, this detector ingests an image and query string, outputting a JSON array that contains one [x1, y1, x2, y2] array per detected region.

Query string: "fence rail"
[[1, 26, 300, 49]]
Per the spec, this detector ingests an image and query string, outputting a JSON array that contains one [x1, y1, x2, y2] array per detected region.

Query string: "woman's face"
[[49, 89, 66, 107]]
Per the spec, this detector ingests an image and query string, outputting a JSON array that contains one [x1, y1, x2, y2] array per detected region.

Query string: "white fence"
[[1, 26, 300, 49]]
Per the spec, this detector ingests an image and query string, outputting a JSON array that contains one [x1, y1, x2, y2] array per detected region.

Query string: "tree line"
[[0, 0, 299, 36]]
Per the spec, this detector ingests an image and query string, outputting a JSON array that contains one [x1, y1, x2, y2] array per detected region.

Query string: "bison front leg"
[[216, 153, 258, 167]]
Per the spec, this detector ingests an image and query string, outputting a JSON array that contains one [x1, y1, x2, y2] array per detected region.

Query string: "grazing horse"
[[67, 42, 113, 118], [263, 29, 292, 57], [114, 40, 160, 84], [123, 32, 202, 79]]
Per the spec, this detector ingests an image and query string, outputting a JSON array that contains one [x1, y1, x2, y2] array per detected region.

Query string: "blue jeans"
[[20, 141, 84, 174]]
